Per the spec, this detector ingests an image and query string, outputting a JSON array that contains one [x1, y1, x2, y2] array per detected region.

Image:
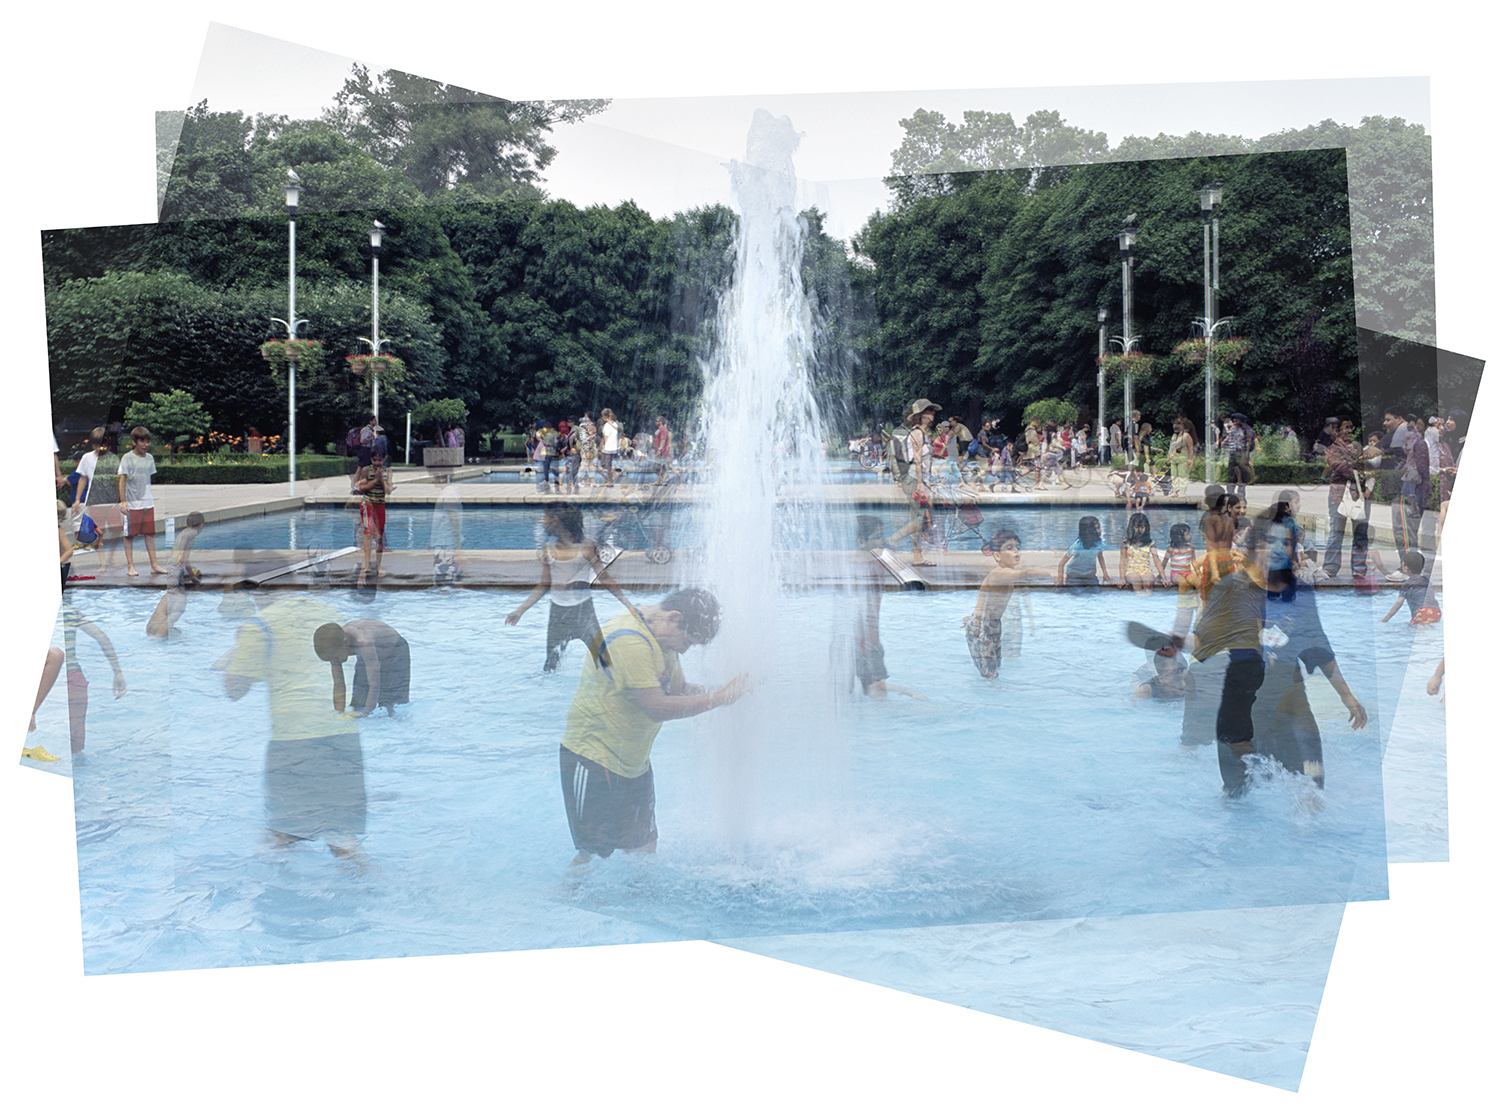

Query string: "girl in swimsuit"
[[1119, 512, 1163, 592]]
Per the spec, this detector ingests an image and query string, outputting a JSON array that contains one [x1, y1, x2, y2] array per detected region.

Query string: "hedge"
[[61, 454, 352, 485]]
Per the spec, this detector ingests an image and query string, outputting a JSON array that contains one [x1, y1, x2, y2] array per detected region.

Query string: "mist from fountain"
[[690, 109, 855, 854]]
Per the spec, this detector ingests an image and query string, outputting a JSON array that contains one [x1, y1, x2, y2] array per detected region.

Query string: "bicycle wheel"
[[1059, 464, 1087, 489]]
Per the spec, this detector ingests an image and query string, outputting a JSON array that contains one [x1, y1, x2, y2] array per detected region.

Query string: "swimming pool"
[[196, 501, 1206, 554]]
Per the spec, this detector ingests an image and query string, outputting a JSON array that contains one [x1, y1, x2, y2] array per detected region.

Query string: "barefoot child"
[[964, 528, 1048, 679], [117, 426, 168, 577], [1119, 512, 1164, 592], [355, 449, 393, 579]]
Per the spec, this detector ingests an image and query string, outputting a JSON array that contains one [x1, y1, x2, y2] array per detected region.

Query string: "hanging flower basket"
[[1096, 351, 1157, 381], [1171, 337, 1253, 367], [345, 353, 406, 385], [260, 339, 325, 377]]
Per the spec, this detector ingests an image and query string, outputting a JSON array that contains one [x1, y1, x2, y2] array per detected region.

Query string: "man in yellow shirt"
[[222, 590, 366, 861], [560, 588, 748, 865]]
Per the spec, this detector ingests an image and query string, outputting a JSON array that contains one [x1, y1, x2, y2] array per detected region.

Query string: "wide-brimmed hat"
[[904, 398, 941, 425], [1231, 412, 1248, 423]]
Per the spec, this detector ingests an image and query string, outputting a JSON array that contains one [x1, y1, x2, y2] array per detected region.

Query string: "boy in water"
[[146, 513, 207, 638], [1380, 551, 1441, 625], [313, 619, 411, 717], [964, 528, 1047, 679]]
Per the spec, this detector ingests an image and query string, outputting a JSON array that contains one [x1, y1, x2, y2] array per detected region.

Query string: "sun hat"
[[904, 398, 941, 425]]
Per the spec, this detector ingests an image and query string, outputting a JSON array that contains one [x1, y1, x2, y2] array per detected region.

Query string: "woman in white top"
[[599, 408, 622, 487], [505, 503, 631, 672]]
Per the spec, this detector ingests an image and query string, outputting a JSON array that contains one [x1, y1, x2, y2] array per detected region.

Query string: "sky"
[[185, 25, 1433, 242], [3, 3, 1495, 1106]]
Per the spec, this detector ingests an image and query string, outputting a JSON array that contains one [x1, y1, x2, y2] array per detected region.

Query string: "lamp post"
[[270, 170, 305, 491], [1117, 222, 1137, 460], [361, 220, 390, 428], [1096, 305, 1108, 465], [1198, 183, 1223, 476]]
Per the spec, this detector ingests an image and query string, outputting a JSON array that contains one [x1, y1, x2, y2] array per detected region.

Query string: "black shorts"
[[560, 745, 657, 858], [855, 643, 888, 688]]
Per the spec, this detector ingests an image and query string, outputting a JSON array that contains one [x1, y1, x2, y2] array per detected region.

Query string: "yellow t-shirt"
[[226, 595, 360, 743], [561, 609, 685, 778]]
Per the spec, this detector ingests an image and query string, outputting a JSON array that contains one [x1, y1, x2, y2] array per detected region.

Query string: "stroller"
[[595, 477, 678, 564], [923, 486, 986, 550]]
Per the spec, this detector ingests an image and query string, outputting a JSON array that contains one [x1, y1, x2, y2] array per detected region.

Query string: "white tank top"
[[546, 544, 594, 606]]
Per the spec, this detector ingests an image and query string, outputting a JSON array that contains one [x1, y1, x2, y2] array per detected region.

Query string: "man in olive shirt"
[[559, 588, 748, 865]]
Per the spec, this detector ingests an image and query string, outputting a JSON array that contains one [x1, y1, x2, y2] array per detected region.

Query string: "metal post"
[[1096, 306, 1108, 466], [1198, 183, 1223, 481], [286, 176, 301, 491], [1118, 224, 1136, 462]]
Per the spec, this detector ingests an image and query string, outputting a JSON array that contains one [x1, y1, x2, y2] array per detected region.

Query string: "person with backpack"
[[886, 399, 939, 567]]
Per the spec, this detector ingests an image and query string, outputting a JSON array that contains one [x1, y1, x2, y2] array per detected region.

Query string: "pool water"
[[34, 580, 1440, 979], [197, 501, 1204, 554]]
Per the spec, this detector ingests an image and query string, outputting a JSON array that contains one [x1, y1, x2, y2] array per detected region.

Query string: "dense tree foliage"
[[47, 94, 1435, 459]]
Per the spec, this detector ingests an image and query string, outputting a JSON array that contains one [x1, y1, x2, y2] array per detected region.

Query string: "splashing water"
[[691, 110, 849, 850]]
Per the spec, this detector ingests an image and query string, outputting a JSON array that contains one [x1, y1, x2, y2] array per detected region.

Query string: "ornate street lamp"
[[270, 169, 306, 491], [1096, 305, 1109, 464], [1117, 222, 1138, 461], [362, 220, 390, 429], [1198, 183, 1223, 473]]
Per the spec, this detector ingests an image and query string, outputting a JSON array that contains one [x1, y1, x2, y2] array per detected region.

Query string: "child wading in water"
[[964, 528, 1047, 679], [1119, 512, 1164, 592], [505, 503, 632, 672]]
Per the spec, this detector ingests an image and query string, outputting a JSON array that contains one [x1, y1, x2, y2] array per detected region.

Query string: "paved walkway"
[[65, 465, 1443, 594]]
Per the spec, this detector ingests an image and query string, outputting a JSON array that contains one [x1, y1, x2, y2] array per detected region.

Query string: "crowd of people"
[[520, 410, 679, 493], [28, 389, 1458, 864]]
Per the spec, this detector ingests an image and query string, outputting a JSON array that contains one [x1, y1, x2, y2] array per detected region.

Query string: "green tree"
[[123, 389, 211, 461], [323, 66, 609, 201], [411, 397, 470, 438], [1022, 398, 1080, 426], [886, 108, 1109, 206]]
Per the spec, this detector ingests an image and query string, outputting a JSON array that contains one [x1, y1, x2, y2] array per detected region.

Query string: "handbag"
[[1337, 483, 1365, 521]]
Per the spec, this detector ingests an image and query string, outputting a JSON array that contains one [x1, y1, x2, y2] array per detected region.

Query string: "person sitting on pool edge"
[[560, 588, 749, 866], [313, 619, 411, 717]]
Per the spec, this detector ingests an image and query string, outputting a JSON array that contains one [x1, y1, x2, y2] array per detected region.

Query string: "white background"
[[2, 3, 1494, 1104]]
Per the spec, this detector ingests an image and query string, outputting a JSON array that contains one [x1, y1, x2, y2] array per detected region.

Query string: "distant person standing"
[[356, 448, 393, 580], [117, 426, 167, 577], [1223, 413, 1256, 500], [246, 426, 263, 455], [599, 408, 622, 487], [652, 415, 674, 485]]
